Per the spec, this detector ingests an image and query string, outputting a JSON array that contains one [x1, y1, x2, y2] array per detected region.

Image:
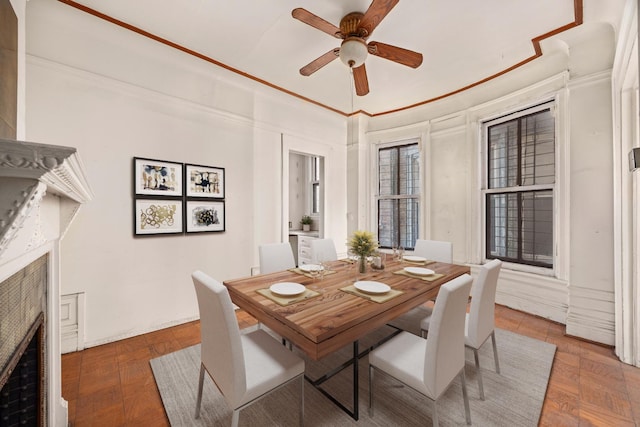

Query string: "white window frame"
[[480, 99, 564, 277], [374, 137, 422, 250]]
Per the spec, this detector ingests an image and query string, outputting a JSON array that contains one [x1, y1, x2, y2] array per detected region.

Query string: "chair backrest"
[[310, 238, 338, 264], [258, 242, 295, 274], [466, 259, 502, 348], [192, 271, 246, 407], [413, 239, 453, 263], [423, 273, 473, 398]]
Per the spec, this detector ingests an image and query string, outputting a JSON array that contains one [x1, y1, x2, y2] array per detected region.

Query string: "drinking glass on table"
[[372, 251, 385, 269], [347, 249, 357, 279], [308, 264, 321, 281], [316, 257, 326, 280]]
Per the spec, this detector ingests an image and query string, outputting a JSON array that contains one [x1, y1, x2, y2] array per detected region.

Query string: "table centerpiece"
[[348, 230, 378, 274]]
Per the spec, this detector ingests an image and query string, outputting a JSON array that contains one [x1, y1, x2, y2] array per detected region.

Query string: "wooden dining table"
[[223, 257, 470, 420]]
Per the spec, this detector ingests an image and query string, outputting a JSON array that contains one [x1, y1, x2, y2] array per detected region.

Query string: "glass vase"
[[358, 255, 367, 274]]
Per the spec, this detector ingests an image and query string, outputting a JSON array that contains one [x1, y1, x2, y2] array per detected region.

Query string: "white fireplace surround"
[[0, 138, 92, 426]]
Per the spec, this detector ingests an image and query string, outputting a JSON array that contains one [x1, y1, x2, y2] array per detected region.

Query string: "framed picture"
[[134, 198, 183, 235], [186, 200, 225, 233], [185, 163, 225, 198], [134, 157, 183, 197]]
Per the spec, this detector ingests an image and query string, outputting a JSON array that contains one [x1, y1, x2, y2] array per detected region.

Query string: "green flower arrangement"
[[348, 230, 378, 273]]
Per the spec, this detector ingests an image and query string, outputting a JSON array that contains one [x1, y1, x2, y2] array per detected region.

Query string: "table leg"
[[303, 327, 402, 421]]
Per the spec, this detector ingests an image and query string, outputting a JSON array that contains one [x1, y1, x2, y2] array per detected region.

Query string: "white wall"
[[8, 0, 25, 138], [359, 23, 619, 345], [24, 0, 345, 346], [612, 0, 640, 366]]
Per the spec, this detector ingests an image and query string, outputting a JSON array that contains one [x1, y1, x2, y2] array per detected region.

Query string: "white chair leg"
[[473, 348, 485, 400], [231, 409, 240, 427], [195, 364, 205, 418], [460, 369, 472, 425], [299, 375, 305, 427], [368, 365, 375, 417], [432, 399, 439, 427], [421, 328, 427, 338], [491, 330, 501, 374]]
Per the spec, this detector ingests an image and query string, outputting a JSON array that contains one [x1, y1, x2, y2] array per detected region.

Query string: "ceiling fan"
[[292, 0, 423, 96]]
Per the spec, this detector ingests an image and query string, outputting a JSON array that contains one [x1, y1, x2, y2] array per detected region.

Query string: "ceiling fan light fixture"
[[339, 37, 367, 68]]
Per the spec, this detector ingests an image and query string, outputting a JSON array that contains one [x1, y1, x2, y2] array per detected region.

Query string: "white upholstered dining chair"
[[390, 239, 454, 329], [192, 270, 305, 426], [369, 274, 473, 426], [258, 242, 296, 274], [420, 258, 502, 400], [413, 239, 453, 263], [310, 238, 338, 264]]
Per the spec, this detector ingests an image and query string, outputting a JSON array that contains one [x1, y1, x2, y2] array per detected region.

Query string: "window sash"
[[486, 190, 553, 268], [310, 156, 320, 214], [378, 198, 419, 250], [377, 142, 420, 250], [483, 104, 555, 269], [488, 109, 555, 189]]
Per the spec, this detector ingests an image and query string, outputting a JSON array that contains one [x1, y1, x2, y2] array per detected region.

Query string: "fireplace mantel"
[[0, 138, 93, 260], [0, 138, 92, 426]]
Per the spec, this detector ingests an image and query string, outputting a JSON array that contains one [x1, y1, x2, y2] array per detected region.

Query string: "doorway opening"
[[288, 152, 324, 235]]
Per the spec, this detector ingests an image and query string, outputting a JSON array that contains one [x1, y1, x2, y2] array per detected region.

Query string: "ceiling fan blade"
[[300, 49, 340, 76], [358, 0, 399, 37], [352, 64, 369, 96], [368, 41, 423, 68], [292, 8, 342, 39]]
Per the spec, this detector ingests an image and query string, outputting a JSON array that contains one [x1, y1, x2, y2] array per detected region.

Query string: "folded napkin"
[[256, 288, 321, 306], [393, 269, 444, 282], [288, 267, 337, 279], [340, 285, 403, 303]]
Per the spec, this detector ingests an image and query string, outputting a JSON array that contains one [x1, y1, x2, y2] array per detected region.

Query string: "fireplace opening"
[[0, 313, 45, 427]]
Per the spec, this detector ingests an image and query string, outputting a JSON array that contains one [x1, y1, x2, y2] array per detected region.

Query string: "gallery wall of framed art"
[[133, 157, 226, 236]]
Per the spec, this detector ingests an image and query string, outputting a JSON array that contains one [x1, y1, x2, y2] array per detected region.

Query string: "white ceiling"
[[65, 0, 626, 116]]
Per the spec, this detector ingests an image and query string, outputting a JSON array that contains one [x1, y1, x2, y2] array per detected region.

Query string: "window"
[[377, 142, 420, 250], [311, 156, 320, 214], [484, 105, 555, 268]]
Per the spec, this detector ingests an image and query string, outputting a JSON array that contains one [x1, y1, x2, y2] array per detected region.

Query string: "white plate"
[[270, 282, 306, 297], [404, 255, 427, 263], [404, 267, 435, 276], [354, 281, 391, 295], [299, 264, 324, 272]]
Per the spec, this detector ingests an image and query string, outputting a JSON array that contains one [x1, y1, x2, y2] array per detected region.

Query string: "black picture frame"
[[134, 198, 184, 235], [185, 163, 225, 199], [133, 157, 183, 197], [185, 200, 225, 233]]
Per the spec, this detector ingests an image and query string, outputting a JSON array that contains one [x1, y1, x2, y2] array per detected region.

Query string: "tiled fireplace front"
[[0, 255, 48, 426]]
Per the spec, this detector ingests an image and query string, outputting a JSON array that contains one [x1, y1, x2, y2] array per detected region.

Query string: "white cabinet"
[[289, 231, 319, 266], [297, 235, 317, 265]]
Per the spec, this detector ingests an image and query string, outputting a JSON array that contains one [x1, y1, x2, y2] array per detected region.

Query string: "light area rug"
[[151, 308, 556, 426]]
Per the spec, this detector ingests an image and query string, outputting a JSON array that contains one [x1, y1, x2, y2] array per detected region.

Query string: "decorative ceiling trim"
[[57, 0, 583, 118], [376, 0, 584, 117]]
